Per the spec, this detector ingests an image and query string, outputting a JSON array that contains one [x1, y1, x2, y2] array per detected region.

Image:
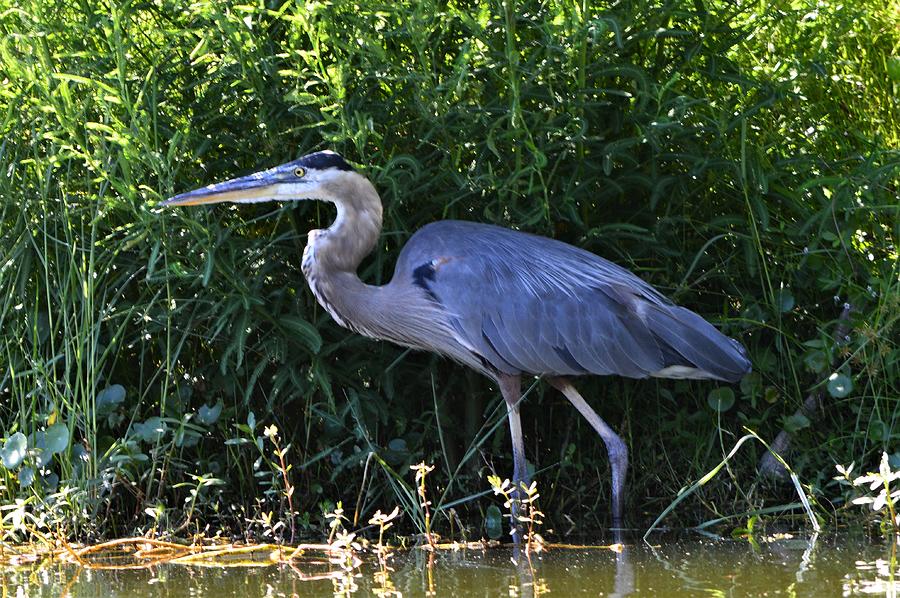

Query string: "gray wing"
[[394, 220, 750, 382]]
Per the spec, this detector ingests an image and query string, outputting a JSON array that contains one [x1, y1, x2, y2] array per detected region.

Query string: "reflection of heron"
[[164, 150, 751, 533]]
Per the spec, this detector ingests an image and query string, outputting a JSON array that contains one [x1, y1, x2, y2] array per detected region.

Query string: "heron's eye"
[[294, 167, 306, 178]]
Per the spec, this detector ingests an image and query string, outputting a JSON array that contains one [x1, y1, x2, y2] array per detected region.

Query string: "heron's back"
[[393, 220, 750, 382]]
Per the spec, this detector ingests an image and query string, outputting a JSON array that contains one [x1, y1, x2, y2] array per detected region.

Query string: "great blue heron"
[[163, 150, 751, 533]]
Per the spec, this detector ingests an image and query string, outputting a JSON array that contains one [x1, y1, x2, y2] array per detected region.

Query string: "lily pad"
[[42, 471, 59, 492], [133, 417, 167, 444], [196, 400, 223, 426], [707, 388, 735, 412], [29, 431, 53, 467], [777, 288, 795, 313], [803, 350, 828, 374], [174, 427, 201, 448], [739, 372, 761, 397], [97, 384, 126, 415], [783, 413, 811, 433], [18, 466, 35, 488], [45, 423, 69, 454], [1, 432, 27, 469], [827, 373, 852, 398]]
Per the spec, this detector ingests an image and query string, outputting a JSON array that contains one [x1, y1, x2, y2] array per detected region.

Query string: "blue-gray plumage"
[[395, 220, 749, 382], [163, 150, 752, 538]]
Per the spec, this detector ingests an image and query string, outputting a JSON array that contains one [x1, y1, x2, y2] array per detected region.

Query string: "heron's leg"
[[498, 374, 527, 542], [548, 377, 628, 530]]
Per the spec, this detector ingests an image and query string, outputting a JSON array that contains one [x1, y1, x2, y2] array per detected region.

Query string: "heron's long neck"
[[300, 176, 454, 350], [301, 178, 387, 335]]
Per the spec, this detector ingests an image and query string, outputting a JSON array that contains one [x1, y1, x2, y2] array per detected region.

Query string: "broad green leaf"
[[1, 432, 27, 469], [707, 388, 735, 412], [867, 421, 888, 442], [827, 373, 852, 398], [385, 437, 409, 466], [889, 452, 900, 470], [30, 431, 52, 468], [888, 56, 900, 82], [783, 413, 811, 433], [196, 400, 223, 426], [43, 471, 59, 492], [175, 427, 200, 448], [777, 288, 794, 313], [133, 418, 167, 443], [803, 350, 828, 373], [739, 372, 761, 397], [280, 315, 322, 354], [387, 438, 408, 452], [97, 384, 126, 414], [484, 504, 503, 540], [18, 466, 35, 488], [45, 423, 69, 454]]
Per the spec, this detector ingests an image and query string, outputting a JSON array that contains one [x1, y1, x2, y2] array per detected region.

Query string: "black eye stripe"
[[297, 151, 354, 171]]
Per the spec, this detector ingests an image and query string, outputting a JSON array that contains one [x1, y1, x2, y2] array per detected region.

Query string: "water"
[[2, 533, 897, 597]]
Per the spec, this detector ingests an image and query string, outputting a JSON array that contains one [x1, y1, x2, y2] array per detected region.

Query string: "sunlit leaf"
[[1, 432, 27, 469], [888, 56, 900, 82], [30, 430, 52, 468], [827, 373, 852, 398], [45, 423, 69, 454]]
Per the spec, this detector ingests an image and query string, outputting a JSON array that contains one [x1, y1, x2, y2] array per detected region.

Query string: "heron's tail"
[[644, 303, 751, 382]]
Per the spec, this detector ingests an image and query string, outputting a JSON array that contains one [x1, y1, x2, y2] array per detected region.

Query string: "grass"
[[0, 0, 898, 542]]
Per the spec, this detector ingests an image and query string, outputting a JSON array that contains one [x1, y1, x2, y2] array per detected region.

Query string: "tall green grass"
[[0, 0, 897, 539]]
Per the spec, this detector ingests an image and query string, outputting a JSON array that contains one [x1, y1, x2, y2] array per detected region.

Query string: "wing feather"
[[395, 220, 750, 381]]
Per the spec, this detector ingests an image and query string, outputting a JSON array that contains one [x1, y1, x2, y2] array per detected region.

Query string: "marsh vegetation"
[[0, 0, 897, 550]]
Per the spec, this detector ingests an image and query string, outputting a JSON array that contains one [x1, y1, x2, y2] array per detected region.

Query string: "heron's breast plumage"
[[302, 230, 355, 331]]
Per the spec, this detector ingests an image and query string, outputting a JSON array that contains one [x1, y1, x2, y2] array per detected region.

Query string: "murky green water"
[[3, 533, 898, 597]]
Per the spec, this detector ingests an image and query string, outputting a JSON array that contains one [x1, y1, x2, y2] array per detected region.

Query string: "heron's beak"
[[161, 169, 280, 207]]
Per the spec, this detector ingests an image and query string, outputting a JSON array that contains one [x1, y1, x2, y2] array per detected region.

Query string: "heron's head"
[[162, 150, 361, 207]]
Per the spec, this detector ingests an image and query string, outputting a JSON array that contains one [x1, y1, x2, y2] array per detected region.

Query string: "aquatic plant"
[[836, 452, 900, 534], [489, 476, 545, 552], [325, 503, 349, 545], [410, 463, 436, 548], [368, 506, 401, 553], [262, 424, 297, 543]]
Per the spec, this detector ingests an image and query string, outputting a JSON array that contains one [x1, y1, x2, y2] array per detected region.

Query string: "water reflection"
[[1, 534, 897, 597]]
